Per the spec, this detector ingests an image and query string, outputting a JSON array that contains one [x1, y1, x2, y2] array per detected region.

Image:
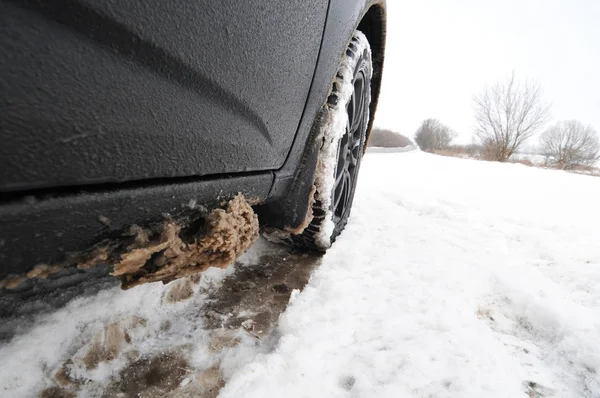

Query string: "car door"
[[0, 0, 329, 191]]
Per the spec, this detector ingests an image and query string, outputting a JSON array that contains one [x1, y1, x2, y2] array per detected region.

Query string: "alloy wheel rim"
[[332, 70, 367, 225]]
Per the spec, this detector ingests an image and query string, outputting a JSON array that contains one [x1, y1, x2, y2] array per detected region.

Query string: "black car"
[[0, 0, 386, 289]]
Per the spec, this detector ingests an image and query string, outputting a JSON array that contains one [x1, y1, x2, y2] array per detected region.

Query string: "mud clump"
[[113, 194, 259, 289], [1, 194, 259, 290], [0, 264, 64, 290]]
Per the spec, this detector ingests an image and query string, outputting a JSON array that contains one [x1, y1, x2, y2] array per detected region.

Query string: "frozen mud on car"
[[0, 239, 321, 397], [1, 194, 259, 291]]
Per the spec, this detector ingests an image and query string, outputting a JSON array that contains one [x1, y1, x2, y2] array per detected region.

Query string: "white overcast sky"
[[374, 0, 600, 144]]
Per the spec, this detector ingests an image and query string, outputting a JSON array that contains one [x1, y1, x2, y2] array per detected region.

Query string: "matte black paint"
[[0, 0, 327, 192]]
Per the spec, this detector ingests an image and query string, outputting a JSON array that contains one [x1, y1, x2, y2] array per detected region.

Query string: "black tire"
[[292, 31, 372, 251]]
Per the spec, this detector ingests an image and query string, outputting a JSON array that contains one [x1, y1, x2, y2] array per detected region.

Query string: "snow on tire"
[[292, 31, 372, 250]]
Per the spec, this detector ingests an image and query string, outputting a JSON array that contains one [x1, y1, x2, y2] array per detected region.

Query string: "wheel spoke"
[[354, 105, 363, 139], [354, 86, 364, 132], [343, 169, 352, 207], [333, 176, 345, 211], [330, 64, 369, 223], [335, 164, 345, 185], [345, 117, 352, 142], [349, 149, 358, 167], [351, 77, 364, 133]]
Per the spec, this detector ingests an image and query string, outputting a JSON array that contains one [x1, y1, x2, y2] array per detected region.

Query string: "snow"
[[221, 151, 600, 397], [313, 30, 372, 248], [367, 145, 418, 153], [512, 151, 600, 170], [0, 251, 266, 397], [512, 152, 548, 165], [2, 151, 600, 397]]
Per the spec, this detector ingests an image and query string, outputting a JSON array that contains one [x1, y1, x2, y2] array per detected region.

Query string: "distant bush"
[[567, 165, 600, 177], [427, 132, 600, 177], [436, 145, 536, 165], [433, 144, 482, 158], [414, 119, 456, 152], [368, 128, 413, 148], [508, 158, 534, 167]]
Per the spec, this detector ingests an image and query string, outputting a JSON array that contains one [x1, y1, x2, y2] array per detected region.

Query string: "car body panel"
[[0, 0, 327, 192]]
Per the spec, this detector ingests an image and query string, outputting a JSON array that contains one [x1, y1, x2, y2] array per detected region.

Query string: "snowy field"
[[2, 150, 600, 397], [511, 152, 548, 165], [512, 152, 600, 172]]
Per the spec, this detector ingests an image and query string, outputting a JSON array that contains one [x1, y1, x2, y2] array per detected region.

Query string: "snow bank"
[[221, 152, 600, 398]]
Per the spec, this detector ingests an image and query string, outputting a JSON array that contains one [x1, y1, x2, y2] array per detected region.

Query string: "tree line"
[[414, 72, 600, 170]]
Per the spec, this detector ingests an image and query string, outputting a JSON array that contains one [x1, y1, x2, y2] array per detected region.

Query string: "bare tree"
[[473, 72, 550, 161], [540, 120, 600, 169], [414, 119, 456, 152]]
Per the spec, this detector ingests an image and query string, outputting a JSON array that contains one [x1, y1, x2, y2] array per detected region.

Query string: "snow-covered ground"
[[512, 151, 600, 171], [367, 145, 418, 154], [2, 151, 600, 397], [512, 152, 548, 165]]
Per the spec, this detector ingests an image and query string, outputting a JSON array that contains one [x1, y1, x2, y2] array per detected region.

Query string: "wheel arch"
[[356, 2, 387, 149]]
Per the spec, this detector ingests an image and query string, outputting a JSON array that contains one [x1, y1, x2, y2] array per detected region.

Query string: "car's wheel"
[[292, 31, 372, 251]]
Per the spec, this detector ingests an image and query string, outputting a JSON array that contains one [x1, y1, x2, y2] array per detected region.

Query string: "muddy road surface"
[[0, 239, 321, 398]]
